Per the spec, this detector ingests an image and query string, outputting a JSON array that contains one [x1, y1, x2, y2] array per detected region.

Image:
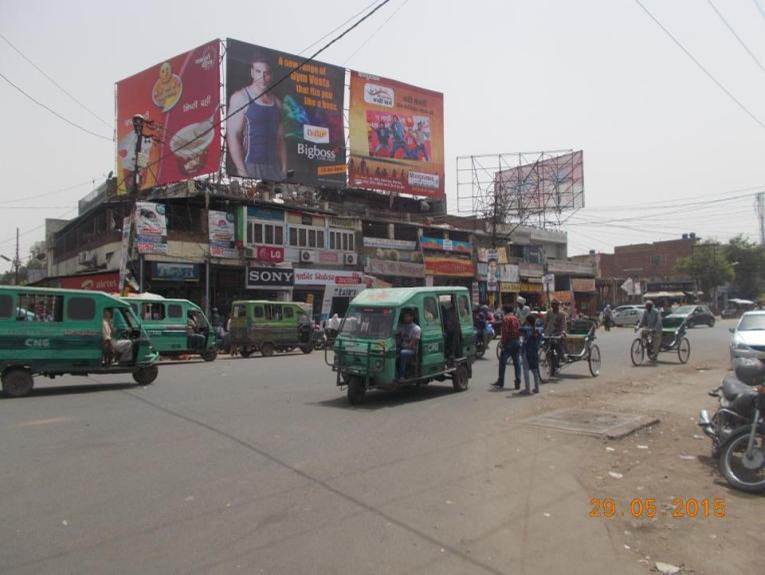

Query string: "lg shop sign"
[[246, 267, 294, 288]]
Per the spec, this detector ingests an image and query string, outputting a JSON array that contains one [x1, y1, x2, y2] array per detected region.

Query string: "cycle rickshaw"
[[539, 319, 601, 380], [630, 316, 690, 365]]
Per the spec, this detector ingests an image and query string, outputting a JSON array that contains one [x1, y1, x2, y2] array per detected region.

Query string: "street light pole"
[[14, 227, 20, 286]]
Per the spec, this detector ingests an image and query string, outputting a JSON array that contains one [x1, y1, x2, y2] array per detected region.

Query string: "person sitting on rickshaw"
[[543, 300, 568, 369], [474, 306, 488, 344], [186, 311, 207, 351], [396, 309, 421, 380], [636, 299, 662, 360], [102, 309, 133, 364]]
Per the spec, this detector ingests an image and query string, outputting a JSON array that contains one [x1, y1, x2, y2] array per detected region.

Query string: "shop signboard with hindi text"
[[225, 39, 346, 186], [116, 40, 221, 194], [423, 256, 475, 277], [348, 71, 444, 198], [365, 259, 425, 278]]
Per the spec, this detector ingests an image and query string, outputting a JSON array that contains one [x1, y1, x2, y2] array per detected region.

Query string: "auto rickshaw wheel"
[[201, 349, 218, 362], [240, 347, 253, 358], [2, 368, 34, 398], [300, 344, 313, 354], [347, 375, 366, 405], [452, 363, 469, 391], [261, 343, 275, 357], [132, 365, 159, 386]]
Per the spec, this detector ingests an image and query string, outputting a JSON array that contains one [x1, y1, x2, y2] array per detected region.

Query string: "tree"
[[675, 241, 734, 298], [0, 241, 47, 285], [725, 235, 765, 299]]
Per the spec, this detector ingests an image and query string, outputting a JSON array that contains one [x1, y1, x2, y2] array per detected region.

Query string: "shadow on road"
[[2, 382, 139, 399], [310, 384, 458, 410]]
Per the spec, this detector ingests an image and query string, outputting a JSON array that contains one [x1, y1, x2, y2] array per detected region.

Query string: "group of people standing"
[[492, 298, 568, 395]]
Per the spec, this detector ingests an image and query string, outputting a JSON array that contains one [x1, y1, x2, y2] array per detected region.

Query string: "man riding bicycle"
[[636, 299, 662, 360], [543, 300, 567, 371]]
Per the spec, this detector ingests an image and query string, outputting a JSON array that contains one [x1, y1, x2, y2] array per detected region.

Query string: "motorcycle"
[[474, 323, 494, 359], [313, 324, 327, 351], [698, 358, 765, 493]]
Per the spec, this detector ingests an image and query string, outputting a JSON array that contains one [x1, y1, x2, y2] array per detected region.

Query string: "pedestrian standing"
[[520, 315, 541, 394], [492, 304, 522, 390]]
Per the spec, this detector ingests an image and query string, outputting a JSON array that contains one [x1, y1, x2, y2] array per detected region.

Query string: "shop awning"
[[642, 291, 685, 299]]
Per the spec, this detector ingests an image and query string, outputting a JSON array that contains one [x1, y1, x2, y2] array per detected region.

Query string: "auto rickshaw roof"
[[350, 287, 470, 308], [0, 284, 130, 308]]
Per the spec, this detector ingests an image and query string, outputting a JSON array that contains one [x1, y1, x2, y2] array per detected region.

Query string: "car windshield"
[[738, 314, 765, 331], [340, 307, 395, 338], [673, 305, 695, 315]]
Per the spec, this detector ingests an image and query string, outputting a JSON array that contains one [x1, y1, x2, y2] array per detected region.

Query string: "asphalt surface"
[[0, 321, 735, 574]]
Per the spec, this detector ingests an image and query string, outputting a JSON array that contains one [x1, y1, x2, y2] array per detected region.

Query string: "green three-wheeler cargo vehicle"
[[123, 295, 218, 362], [229, 300, 314, 357], [0, 285, 159, 397], [328, 287, 475, 404]]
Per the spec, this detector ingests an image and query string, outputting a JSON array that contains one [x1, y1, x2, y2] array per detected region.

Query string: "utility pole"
[[120, 114, 150, 295], [757, 192, 765, 247], [14, 227, 20, 285]]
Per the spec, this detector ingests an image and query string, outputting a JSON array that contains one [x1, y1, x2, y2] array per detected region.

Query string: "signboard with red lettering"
[[423, 256, 475, 277]]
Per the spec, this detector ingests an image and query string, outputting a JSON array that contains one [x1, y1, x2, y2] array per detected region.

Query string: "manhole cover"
[[524, 409, 659, 438]]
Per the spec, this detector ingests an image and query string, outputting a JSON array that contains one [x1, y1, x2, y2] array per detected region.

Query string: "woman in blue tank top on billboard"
[[227, 56, 286, 181]]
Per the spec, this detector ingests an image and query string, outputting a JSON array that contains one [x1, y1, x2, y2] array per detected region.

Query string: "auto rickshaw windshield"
[[340, 307, 395, 338]]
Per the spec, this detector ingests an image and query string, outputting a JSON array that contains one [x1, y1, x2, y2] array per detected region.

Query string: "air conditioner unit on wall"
[[245, 246, 257, 259], [344, 253, 358, 265], [300, 250, 316, 263]]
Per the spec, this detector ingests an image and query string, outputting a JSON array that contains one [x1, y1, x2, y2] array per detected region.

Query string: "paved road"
[[0, 321, 734, 574]]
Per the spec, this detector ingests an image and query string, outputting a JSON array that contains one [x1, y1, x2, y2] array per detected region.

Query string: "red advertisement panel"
[[116, 40, 221, 193], [348, 71, 444, 199], [59, 272, 120, 292], [424, 257, 475, 277]]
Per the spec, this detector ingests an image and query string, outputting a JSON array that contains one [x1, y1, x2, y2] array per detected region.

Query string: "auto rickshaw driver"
[[102, 308, 133, 364], [395, 308, 421, 380]]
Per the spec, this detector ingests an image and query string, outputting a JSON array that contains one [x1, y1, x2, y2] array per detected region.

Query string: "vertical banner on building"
[[348, 71, 445, 198], [225, 39, 346, 186], [208, 210, 237, 258], [116, 40, 221, 194], [135, 202, 168, 254], [118, 216, 131, 293]]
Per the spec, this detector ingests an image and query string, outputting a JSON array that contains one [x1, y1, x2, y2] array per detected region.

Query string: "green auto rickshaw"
[[124, 295, 218, 362], [0, 285, 159, 397], [229, 300, 314, 357], [328, 287, 475, 404]]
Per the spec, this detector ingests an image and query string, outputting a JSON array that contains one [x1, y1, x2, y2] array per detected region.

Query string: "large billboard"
[[116, 40, 221, 194], [225, 39, 346, 186], [493, 150, 584, 212], [348, 71, 444, 199]]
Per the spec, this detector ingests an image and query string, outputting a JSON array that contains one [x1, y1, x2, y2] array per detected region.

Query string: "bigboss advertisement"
[[116, 40, 221, 194], [225, 39, 346, 186], [348, 71, 445, 199]]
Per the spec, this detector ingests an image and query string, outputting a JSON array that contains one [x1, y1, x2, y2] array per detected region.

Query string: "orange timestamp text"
[[589, 497, 726, 519]]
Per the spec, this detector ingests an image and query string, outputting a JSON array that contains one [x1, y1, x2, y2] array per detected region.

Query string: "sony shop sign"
[[246, 267, 294, 288]]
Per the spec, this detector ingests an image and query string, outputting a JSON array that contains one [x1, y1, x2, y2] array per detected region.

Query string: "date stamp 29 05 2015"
[[589, 497, 726, 519]]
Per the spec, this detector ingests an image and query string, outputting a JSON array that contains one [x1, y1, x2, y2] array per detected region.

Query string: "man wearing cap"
[[516, 296, 531, 324], [637, 299, 663, 360]]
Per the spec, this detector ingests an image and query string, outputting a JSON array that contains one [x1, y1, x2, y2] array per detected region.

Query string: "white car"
[[729, 311, 765, 363], [612, 305, 645, 327]]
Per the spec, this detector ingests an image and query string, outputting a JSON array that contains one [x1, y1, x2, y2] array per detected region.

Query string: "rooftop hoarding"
[[348, 71, 445, 199], [493, 150, 584, 213], [225, 39, 346, 187], [116, 40, 221, 194]]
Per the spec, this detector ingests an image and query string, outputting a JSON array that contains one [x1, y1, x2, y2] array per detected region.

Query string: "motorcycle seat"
[[722, 374, 758, 401]]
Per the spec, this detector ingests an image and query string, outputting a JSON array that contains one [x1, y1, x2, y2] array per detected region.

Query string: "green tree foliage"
[[675, 241, 734, 296], [725, 235, 765, 299]]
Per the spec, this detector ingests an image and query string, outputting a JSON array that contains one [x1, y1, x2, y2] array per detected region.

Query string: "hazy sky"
[[1, 0, 763, 274]]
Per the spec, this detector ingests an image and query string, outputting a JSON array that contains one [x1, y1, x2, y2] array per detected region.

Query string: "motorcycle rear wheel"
[[719, 425, 765, 493]]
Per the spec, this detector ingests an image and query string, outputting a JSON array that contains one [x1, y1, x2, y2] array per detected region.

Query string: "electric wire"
[[0, 71, 113, 141], [706, 0, 765, 77], [344, 0, 410, 64], [299, 0, 382, 55], [0, 31, 112, 128], [633, 0, 765, 130]]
